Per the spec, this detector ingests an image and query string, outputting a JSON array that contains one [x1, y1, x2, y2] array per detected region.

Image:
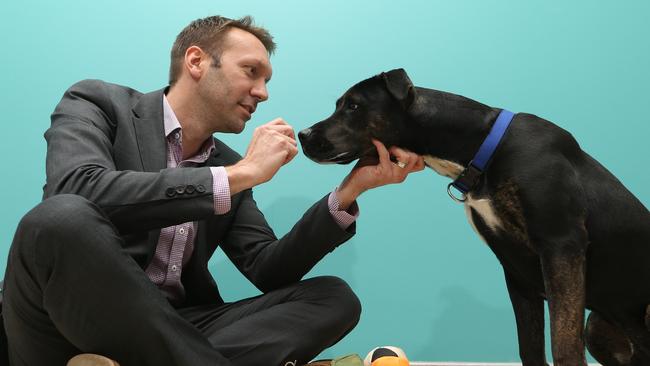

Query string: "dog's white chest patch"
[[464, 195, 503, 241], [422, 155, 503, 241]]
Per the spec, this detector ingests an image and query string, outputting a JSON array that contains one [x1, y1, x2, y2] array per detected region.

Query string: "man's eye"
[[348, 103, 359, 111]]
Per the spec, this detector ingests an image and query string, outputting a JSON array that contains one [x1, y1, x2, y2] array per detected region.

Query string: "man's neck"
[[166, 84, 212, 159]]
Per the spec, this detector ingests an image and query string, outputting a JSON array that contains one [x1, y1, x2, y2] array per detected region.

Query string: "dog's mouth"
[[306, 145, 380, 166], [318, 151, 359, 165], [299, 126, 378, 165]]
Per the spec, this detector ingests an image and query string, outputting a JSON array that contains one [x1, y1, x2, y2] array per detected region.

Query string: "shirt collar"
[[162, 95, 182, 137], [162, 95, 216, 160]]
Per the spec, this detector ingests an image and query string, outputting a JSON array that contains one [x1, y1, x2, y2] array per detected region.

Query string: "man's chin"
[[225, 119, 247, 134]]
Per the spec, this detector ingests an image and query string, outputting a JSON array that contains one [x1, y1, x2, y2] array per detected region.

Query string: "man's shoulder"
[[64, 79, 144, 103], [54, 79, 165, 123]]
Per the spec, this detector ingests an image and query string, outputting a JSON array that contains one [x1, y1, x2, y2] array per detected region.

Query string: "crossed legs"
[[3, 194, 360, 366]]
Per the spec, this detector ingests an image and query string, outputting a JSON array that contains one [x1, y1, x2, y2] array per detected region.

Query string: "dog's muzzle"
[[298, 128, 312, 142]]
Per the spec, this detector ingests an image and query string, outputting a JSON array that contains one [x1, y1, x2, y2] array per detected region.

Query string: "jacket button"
[[175, 185, 186, 194], [165, 188, 176, 197], [196, 184, 206, 193], [186, 185, 196, 194]]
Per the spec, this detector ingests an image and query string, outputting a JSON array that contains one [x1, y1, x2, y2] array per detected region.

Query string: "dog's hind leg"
[[585, 311, 633, 366], [586, 310, 650, 366]]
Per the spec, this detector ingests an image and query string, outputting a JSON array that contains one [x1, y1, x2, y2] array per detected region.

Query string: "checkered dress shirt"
[[145, 95, 358, 304]]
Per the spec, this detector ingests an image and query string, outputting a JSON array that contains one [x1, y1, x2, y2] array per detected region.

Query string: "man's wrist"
[[335, 182, 362, 211], [225, 163, 257, 196]]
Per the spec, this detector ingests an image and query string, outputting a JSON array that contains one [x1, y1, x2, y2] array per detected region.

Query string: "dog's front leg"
[[539, 237, 588, 366], [505, 271, 549, 366]]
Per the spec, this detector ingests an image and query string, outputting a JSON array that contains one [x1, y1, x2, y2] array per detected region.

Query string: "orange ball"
[[364, 346, 409, 366], [371, 356, 409, 366]]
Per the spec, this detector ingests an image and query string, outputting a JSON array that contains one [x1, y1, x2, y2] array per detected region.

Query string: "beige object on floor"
[[67, 354, 120, 366]]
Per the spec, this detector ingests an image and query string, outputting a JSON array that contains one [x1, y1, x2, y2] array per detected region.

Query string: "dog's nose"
[[298, 128, 312, 142]]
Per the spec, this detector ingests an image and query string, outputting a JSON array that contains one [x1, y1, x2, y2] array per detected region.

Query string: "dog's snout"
[[298, 128, 312, 142]]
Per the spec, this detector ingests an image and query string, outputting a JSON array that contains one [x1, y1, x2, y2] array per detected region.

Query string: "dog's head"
[[299, 68, 421, 165]]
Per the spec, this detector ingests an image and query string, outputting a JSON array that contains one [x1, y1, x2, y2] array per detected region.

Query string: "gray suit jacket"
[[43, 79, 355, 306]]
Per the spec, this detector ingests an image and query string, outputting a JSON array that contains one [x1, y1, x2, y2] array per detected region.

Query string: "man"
[[1, 15, 424, 366]]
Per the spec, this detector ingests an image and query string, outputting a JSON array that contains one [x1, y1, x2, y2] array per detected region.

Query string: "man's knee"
[[20, 193, 99, 226], [13, 194, 109, 256], [304, 276, 362, 327]]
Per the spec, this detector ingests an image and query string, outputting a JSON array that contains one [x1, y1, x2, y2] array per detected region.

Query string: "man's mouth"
[[239, 103, 256, 115]]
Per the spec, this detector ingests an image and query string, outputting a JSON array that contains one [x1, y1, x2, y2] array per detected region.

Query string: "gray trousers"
[[2, 195, 361, 366]]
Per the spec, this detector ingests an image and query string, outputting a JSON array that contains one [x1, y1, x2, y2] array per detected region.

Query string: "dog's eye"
[[348, 103, 359, 111]]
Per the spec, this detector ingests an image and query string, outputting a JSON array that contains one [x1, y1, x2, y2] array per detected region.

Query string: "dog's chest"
[[463, 196, 503, 242], [423, 155, 530, 246]]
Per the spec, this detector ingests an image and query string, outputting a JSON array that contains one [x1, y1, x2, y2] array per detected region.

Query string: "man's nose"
[[252, 81, 268, 102]]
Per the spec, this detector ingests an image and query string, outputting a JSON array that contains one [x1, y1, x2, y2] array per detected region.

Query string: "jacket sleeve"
[[43, 80, 216, 233], [219, 190, 356, 293]]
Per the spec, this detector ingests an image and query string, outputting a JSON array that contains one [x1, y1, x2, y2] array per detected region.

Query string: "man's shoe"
[[67, 354, 120, 366]]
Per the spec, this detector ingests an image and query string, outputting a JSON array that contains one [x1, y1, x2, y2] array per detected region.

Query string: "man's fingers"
[[403, 153, 421, 170], [258, 125, 296, 146], [390, 147, 425, 172], [266, 117, 289, 126], [284, 144, 299, 165], [265, 124, 295, 139], [389, 146, 412, 162], [263, 118, 296, 139], [372, 139, 391, 165], [412, 156, 426, 171], [275, 125, 296, 140], [281, 133, 297, 147]]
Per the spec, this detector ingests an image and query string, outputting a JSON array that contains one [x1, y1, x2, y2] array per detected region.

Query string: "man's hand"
[[226, 118, 298, 195], [336, 139, 425, 210]]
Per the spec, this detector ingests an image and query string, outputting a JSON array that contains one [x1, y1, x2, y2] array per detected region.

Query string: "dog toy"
[[363, 346, 409, 366]]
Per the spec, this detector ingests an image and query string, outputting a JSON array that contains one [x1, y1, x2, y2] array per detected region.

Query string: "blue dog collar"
[[447, 109, 515, 202]]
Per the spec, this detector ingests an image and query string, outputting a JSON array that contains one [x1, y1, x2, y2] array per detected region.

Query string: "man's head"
[[169, 16, 275, 133], [169, 16, 275, 86]]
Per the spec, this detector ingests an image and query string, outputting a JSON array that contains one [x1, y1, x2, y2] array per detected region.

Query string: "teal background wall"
[[1, 0, 649, 362]]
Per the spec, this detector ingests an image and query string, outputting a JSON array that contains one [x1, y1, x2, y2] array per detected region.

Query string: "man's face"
[[198, 28, 273, 133]]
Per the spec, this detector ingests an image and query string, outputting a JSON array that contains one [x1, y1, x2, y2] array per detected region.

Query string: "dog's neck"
[[411, 87, 501, 168]]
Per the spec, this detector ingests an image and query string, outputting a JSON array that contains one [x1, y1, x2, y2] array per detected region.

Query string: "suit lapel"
[[132, 88, 167, 173], [131, 88, 167, 262]]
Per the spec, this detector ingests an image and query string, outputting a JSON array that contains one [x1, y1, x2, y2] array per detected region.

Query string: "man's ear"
[[185, 46, 209, 80], [381, 68, 416, 110]]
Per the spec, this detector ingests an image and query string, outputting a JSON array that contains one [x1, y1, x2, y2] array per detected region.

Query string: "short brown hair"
[[169, 15, 276, 85]]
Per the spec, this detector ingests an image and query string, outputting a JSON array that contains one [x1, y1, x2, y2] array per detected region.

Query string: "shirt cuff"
[[210, 166, 231, 215], [327, 189, 359, 230]]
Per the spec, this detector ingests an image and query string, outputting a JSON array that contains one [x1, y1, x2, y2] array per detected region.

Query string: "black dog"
[[298, 68, 650, 366]]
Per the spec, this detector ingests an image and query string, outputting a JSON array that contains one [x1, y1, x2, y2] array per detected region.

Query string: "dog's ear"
[[381, 68, 415, 110]]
